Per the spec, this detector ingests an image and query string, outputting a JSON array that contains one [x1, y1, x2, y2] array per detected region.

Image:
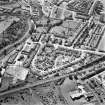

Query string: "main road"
[[0, 55, 105, 97], [0, 72, 74, 97]]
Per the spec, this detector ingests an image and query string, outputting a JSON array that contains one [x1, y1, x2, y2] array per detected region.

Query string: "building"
[[5, 65, 29, 81], [100, 13, 105, 23], [50, 6, 64, 19], [67, 0, 94, 15], [21, 38, 36, 55], [70, 85, 87, 99]]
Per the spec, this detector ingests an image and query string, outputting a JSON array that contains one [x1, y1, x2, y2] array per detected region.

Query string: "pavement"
[[0, 55, 105, 97], [0, 18, 32, 58]]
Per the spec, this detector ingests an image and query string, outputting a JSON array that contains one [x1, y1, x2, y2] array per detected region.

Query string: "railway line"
[[0, 55, 105, 97]]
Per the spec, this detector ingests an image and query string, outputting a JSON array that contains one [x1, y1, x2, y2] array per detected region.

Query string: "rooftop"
[[5, 65, 29, 81]]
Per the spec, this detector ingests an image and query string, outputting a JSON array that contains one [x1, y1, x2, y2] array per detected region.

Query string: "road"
[[0, 66, 104, 97], [0, 18, 32, 59], [0, 55, 105, 97], [0, 0, 105, 98], [88, 0, 98, 15], [58, 45, 105, 56], [83, 81, 101, 104], [0, 72, 74, 97], [41, 0, 105, 56]]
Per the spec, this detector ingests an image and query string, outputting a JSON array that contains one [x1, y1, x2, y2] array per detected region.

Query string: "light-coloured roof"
[[6, 65, 29, 81]]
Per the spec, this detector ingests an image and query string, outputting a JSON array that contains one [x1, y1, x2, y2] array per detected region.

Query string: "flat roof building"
[[5, 65, 29, 81]]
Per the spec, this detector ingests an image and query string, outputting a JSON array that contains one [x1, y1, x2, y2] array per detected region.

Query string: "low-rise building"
[[5, 65, 29, 81], [50, 6, 64, 19]]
